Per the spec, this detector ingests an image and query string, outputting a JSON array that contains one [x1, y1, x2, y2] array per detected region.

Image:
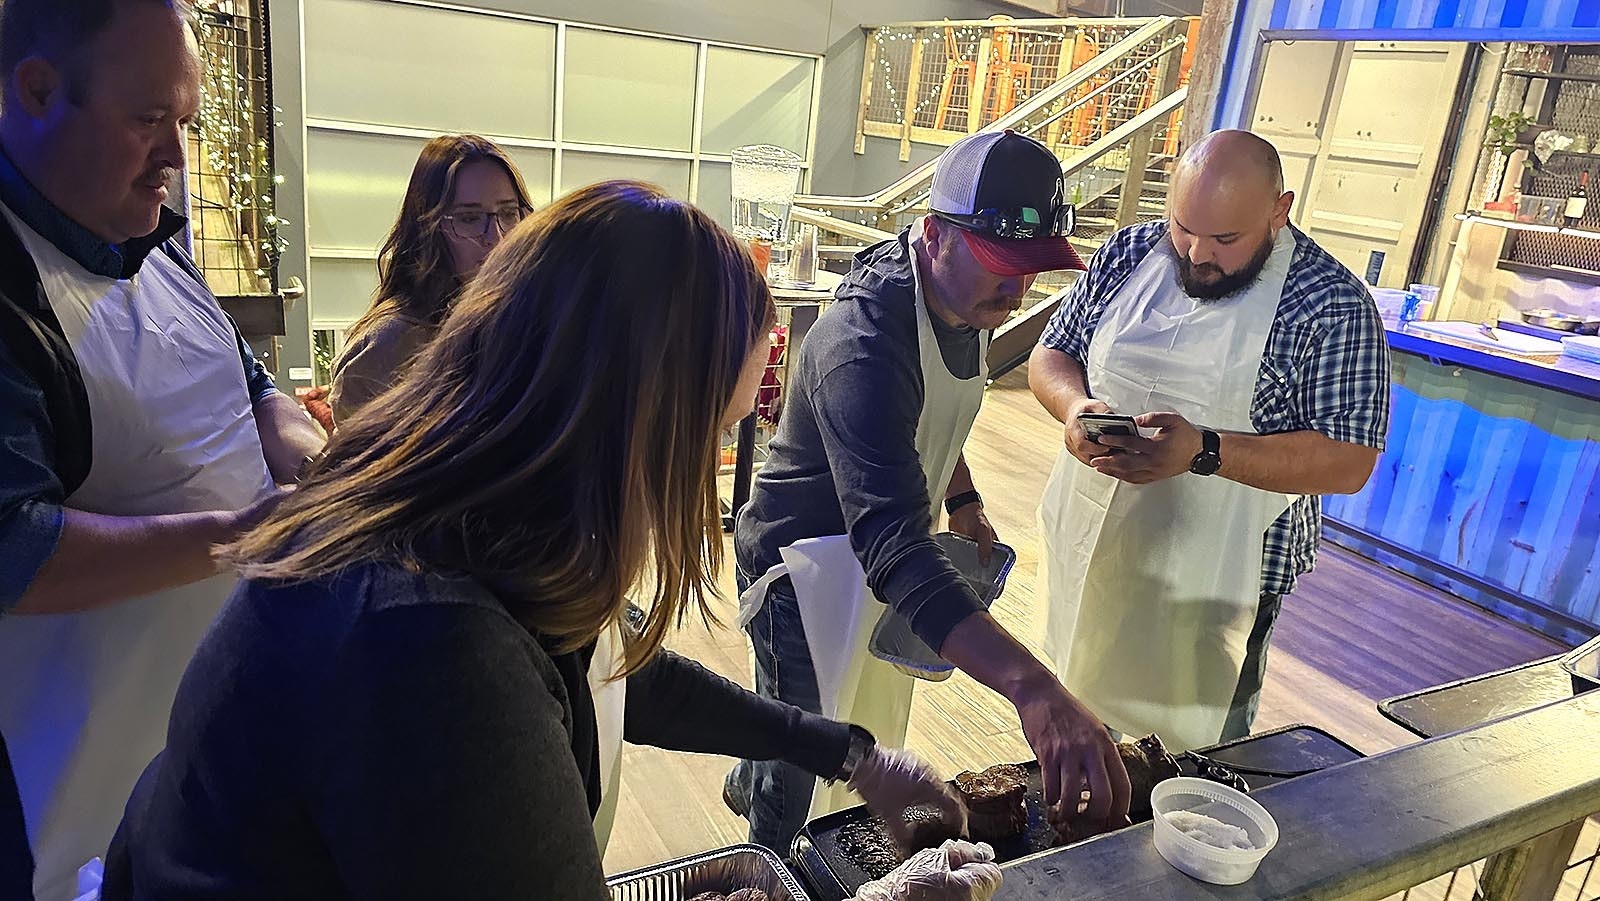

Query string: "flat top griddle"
[[789, 724, 1363, 901]]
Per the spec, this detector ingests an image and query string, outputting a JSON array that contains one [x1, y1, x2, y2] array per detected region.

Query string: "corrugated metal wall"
[[1324, 352, 1600, 635], [1269, 0, 1600, 32]]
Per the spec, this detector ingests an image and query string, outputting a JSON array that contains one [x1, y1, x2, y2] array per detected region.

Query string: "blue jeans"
[[1221, 592, 1284, 741], [725, 567, 822, 855]]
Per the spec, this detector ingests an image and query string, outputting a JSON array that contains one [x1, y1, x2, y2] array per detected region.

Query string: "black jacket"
[[0, 209, 91, 499]]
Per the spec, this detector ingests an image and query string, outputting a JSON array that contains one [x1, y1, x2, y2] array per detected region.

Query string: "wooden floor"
[[603, 366, 1570, 890]]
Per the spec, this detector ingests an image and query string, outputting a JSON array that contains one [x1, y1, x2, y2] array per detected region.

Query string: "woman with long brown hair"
[[102, 182, 1001, 901], [328, 133, 535, 423]]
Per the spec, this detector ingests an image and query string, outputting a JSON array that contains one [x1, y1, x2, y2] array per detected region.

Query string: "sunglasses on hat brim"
[[932, 203, 1077, 241]]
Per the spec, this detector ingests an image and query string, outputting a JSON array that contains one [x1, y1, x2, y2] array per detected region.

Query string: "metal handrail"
[[1062, 84, 1187, 172], [799, 86, 1188, 247], [864, 16, 1171, 28], [884, 74, 1189, 218], [790, 207, 895, 244], [1020, 35, 1188, 138]]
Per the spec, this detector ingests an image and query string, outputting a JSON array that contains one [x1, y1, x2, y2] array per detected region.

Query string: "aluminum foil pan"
[[869, 532, 1016, 680], [1522, 308, 1584, 331], [607, 843, 811, 901]]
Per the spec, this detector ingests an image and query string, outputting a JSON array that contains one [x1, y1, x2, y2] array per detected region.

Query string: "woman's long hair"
[[226, 181, 775, 676], [346, 134, 535, 345]]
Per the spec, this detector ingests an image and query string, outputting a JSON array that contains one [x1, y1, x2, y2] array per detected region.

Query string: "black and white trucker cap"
[[929, 130, 1086, 276]]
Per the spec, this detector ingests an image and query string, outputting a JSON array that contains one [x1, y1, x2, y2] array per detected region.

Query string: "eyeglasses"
[[442, 207, 528, 241], [933, 202, 1076, 240]]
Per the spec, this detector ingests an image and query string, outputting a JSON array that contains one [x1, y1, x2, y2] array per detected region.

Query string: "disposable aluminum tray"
[[870, 533, 1016, 680], [607, 843, 811, 901], [1561, 632, 1600, 695]]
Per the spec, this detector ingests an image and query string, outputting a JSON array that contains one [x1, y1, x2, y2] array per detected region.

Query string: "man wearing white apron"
[[731, 130, 1132, 854], [0, 3, 325, 897], [1029, 130, 1391, 753]]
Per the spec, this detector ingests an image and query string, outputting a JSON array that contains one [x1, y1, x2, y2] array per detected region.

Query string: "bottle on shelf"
[[1565, 170, 1590, 226]]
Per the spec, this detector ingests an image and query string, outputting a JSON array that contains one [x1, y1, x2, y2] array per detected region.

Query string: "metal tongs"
[[1180, 750, 1323, 787]]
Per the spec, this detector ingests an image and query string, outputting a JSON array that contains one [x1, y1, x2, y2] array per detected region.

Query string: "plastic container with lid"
[[1151, 777, 1280, 885]]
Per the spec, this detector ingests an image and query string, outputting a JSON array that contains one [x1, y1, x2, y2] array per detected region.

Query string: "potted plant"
[[1482, 112, 1539, 210]]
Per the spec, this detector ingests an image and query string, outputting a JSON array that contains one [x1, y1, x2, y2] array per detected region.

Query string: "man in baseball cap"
[[727, 129, 1125, 856]]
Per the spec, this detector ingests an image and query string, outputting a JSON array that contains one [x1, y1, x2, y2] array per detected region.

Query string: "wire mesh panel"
[[917, 25, 983, 132], [188, 0, 284, 300], [861, 20, 1154, 140], [1038, 24, 1175, 156], [866, 26, 919, 129], [1014, 26, 1076, 104], [1508, 152, 1600, 270], [1497, 44, 1600, 275]]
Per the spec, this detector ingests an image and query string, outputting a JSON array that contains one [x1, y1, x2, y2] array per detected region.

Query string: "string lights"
[[192, 1, 286, 289]]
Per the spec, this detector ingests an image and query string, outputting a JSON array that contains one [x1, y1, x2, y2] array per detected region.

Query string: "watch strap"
[[1189, 428, 1222, 476], [944, 490, 982, 516]]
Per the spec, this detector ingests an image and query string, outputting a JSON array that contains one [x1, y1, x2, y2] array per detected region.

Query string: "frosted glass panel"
[[306, 131, 413, 252], [696, 161, 732, 229], [308, 257, 379, 328], [505, 148, 556, 208], [305, 0, 555, 139], [702, 48, 814, 157], [563, 29, 695, 151], [559, 153, 690, 199], [307, 129, 553, 252]]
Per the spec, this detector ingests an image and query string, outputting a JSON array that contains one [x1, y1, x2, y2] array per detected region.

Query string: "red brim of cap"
[[959, 229, 1087, 276]]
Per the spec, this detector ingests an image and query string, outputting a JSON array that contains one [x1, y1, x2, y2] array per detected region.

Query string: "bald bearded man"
[[1027, 130, 1391, 750]]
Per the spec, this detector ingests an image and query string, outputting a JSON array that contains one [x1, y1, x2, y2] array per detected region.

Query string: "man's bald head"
[[1174, 129, 1286, 205], [1165, 130, 1294, 301]]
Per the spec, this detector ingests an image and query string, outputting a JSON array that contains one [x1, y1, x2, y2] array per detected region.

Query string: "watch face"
[[1190, 452, 1222, 476]]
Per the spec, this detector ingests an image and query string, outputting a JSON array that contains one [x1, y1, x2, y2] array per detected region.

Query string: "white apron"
[[738, 223, 988, 819], [1039, 229, 1296, 752], [587, 625, 627, 855], [0, 206, 274, 901]]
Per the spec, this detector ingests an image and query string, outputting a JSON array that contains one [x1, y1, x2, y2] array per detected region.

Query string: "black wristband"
[[834, 724, 877, 784], [944, 490, 982, 516]]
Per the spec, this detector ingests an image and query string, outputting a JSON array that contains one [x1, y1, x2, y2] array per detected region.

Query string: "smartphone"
[[1078, 412, 1141, 443]]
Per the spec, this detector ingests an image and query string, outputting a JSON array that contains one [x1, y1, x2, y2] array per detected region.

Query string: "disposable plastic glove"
[[853, 839, 1003, 901], [847, 747, 967, 853]]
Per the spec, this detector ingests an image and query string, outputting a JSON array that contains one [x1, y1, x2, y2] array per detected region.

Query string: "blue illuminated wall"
[[1267, 0, 1600, 32], [1323, 352, 1600, 641]]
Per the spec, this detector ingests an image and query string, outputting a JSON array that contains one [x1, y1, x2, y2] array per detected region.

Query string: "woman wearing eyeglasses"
[[329, 134, 535, 424]]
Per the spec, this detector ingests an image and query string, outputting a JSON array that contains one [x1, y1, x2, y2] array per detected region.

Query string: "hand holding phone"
[[1077, 413, 1141, 444]]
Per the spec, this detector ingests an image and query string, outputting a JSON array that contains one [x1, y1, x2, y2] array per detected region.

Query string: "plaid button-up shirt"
[[1039, 221, 1392, 595]]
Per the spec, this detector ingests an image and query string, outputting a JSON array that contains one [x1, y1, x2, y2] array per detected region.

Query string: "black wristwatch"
[[1189, 428, 1222, 476], [944, 490, 982, 516], [833, 725, 877, 784]]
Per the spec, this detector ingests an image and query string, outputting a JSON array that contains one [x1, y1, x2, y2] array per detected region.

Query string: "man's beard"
[[1175, 234, 1275, 301]]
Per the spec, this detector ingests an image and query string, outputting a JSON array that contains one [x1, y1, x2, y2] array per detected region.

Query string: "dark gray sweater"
[[101, 562, 850, 900], [735, 231, 987, 652]]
